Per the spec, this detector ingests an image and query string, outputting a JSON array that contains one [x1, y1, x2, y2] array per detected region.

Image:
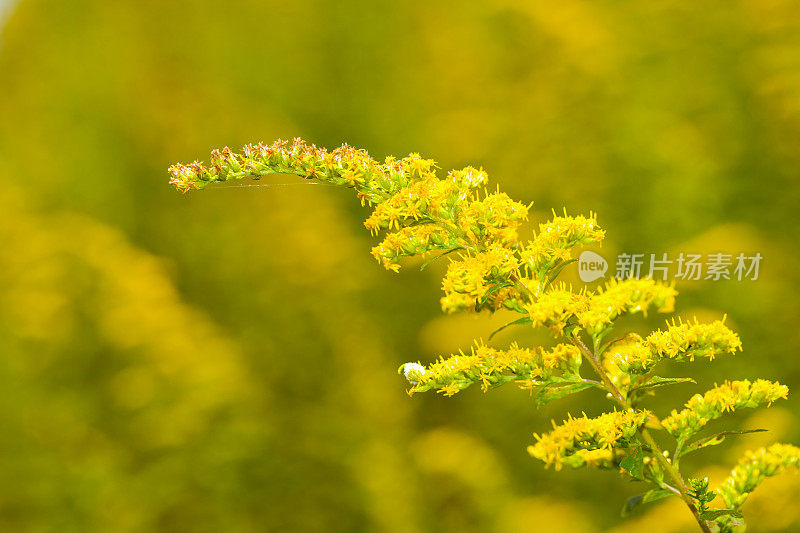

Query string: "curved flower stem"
[[569, 336, 713, 533]]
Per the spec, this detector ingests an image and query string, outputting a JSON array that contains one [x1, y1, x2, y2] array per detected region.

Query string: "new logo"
[[578, 251, 608, 282]]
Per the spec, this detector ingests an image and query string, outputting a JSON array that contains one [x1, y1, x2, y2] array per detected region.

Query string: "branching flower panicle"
[[603, 318, 740, 380], [521, 211, 605, 278], [662, 379, 788, 440], [646, 317, 742, 363], [172, 138, 796, 533], [578, 278, 676, 336], [402, 342, 582, 397]]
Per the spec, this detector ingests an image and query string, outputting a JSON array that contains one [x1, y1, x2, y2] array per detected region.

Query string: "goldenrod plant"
[[170, 138, 799, 532]]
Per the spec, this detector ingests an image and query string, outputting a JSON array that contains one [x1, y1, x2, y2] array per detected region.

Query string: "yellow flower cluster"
[[647, 318, 742, 363], [717, 443, 800, 511], [170, 139, 405, 198], [528, 410, 650, 470], [520, 211, 605, 278], [577, 278, 677, 336], [602, 318, 742, 380], [371, 225, 461, 273], [521, 278, 676, 338], [362, 175, 450, 234], [442, 210, 615, 317], [456, 190, 531, 245], [523, 284, 589, 336], [661, 379, 788, 438], [403, 342, 582, 397], [171, 143, 626, 321], [440, 244, 526, 313], [602, 335, 650, 390]]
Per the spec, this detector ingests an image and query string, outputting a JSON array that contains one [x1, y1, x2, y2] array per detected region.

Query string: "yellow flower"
[[578, 278, 676, 336], [523, 283, 590, 336], [370, 224, 461, 271], [661, 379, 788, 438], [521, 211, 605, 278], [646, 317, 742, 363], [446, 166, 488, 189], [456, 190, 530, 245], [403, 153, 438, 178], [717, 443, 800, 511], [440, 244, 525, 313], [404, 342, 582, 396], [528, 410, 650, 470], [602, 334, 651, 390]]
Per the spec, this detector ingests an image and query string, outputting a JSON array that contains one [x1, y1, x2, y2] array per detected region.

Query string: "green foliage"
[[619, 444, 644, 480], [678, 429, 767, 460], [622, 488, 673, 517]]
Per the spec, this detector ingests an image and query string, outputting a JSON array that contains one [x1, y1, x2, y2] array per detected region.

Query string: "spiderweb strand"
[[208, 181, 339, 190]]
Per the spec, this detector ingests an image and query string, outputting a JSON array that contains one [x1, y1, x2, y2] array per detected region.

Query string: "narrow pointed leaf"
[[478, 282, 513, 307], [678, 429, 767, 458], [628, 376, 696, 394], [419, 247, 461, 271], [533, 381, 595, 407], [700, 509, 743, 521], [622, 488, 673, 516], [488, 316, 532, 341], [545, 259, 577, 285]]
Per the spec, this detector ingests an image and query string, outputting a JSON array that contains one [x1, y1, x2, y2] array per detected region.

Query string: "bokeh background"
[[2, 0, 800, 531]]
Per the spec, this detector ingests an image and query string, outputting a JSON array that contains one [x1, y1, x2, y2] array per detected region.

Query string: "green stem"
[[571, 336, 626, 409], [509, 272, 535, 301], [569, 336, 713, 533]]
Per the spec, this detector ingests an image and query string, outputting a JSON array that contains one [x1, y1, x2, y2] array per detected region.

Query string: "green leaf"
[[545, 259, 577, 286], [563, 323, 583, 338], [619, 445, 644, 480], [478, 282, 513, 307], [600, 333, 635, 352], [488, 316, 532, 341], [534, 381, 595, 407], [592, 327, 616, 351], [700, 509, 743, 521], [621, 488, 673, 517], [678, 429, 767, 458], [419, 247, 461, 270], [628, 376, 696, 394]]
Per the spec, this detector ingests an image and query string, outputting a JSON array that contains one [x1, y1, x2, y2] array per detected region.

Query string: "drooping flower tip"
[[168, 163, 203, 193]]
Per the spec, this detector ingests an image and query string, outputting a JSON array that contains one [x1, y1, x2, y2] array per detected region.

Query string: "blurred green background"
[[2, 0, 800, 531]]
